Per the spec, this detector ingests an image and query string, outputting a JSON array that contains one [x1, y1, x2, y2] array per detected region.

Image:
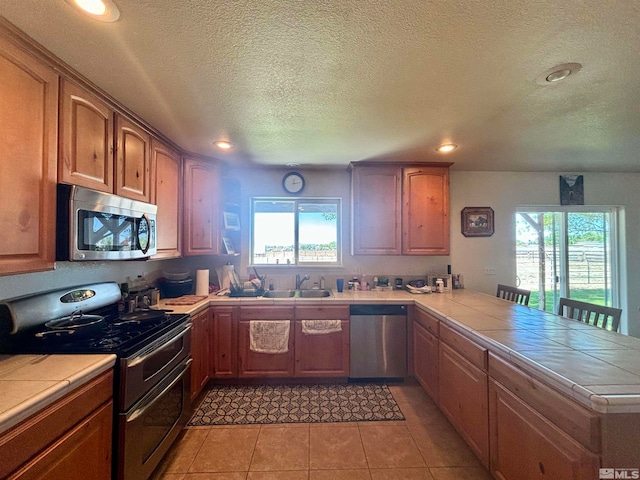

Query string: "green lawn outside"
[[529, 289, 610, 312]]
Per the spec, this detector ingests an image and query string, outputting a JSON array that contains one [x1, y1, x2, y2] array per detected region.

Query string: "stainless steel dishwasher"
[[349, 304, 407, 379]]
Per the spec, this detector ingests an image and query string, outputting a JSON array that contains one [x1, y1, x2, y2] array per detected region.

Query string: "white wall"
[[450, 171, 640, 337]]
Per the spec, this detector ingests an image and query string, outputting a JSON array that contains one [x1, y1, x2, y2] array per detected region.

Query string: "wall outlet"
[[484, 267, 497, 275]]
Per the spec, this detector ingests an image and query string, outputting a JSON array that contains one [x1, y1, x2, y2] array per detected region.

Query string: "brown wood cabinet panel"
[[0, 34, 57, 276], [295, 305, 349, 320], [151, 138, 182, 259], [59, 79, 114, 193], [488, 353, 600, 451], [413, 320, 439, 402], [211, 306, 238, 378], [183, 157, 220, 256], [115, 115, 151, 202], [439, 323, 487, 370], [10, 401, 112, 480], [439, 342, 489, 466], [413, 307, 439, 337], [489, 378, 599, 480], [190, 308, 211, 401], [0, 370, 113, 479], [351, 165, 402, 254], [294, 319, 350, 377], [402, 166, 450, 255], [238, 319, 295, 377], [239, 306, 295, 321]]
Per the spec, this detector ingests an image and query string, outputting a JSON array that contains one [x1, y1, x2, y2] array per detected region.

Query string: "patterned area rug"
[[188, 383, 405, 425]]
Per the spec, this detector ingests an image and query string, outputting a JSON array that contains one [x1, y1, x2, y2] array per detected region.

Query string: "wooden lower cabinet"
[[439, 341, 489, 467], [238, 307, 295, 378], [190, 308, 211, 401], [211, 306, 238, 378], [489, 378, 599, 480], [0, 371, 113, 480], [413, 320, 439, 402]]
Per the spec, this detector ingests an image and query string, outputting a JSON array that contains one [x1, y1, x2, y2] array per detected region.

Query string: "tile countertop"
[[0, 354, 116, 435], [157, 288, 640, 414]]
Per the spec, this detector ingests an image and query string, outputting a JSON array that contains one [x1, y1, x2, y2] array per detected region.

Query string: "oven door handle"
[[127, 358, 193, 423], [128, 322, 191, 368]]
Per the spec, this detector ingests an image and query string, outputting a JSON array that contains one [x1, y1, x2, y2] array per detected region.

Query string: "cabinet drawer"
[[439, 323, 486, 371], [413, 307, 439, 337], [489, 353, 600, 452], [239, 306, 294, 320], [295, 305, 349, 320], [0, 370, 113, 479]]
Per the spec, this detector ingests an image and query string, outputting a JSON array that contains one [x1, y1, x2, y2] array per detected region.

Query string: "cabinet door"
[[190, 309, 210, 401], [439, 342, 489, 466], [351, 165, 402, 255], [402, 167, 450, 255], [211, 307, 238, 378], [0, 35, 57, 276], [413, 321, 439, 402], [151, 138, 181, 259], [11, 401, 113, 480], [294, 320, 349, 377], [115, 115, 151, 202], [59, 79, 114, 193], [489, 379, 599, 480], [238, 320, 294, 377], [183, 157, 220, 256]]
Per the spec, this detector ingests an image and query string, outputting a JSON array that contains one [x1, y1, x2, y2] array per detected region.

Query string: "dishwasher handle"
[[349, 304, 406, 316]]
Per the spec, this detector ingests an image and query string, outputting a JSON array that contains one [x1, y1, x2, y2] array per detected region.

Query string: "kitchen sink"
[[261, 290, 296, 298], [298, 289, 332, 298]]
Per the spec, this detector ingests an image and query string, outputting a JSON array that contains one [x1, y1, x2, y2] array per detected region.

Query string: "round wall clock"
[[282, 171, 305, 194]]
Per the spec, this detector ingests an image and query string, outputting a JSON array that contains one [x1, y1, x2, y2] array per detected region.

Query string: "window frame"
[[250, 196, 342, 267]]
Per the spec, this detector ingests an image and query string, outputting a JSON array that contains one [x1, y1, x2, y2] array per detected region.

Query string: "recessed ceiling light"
[[214, 141, 233, 150], [536, 63, 582, 85], [65, 0, 120, 22], [436, 144, 457, 153]]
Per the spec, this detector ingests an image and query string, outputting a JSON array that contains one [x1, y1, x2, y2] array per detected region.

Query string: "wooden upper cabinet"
[[0, 34, 58, 276], [351, 165, 402, 255], [59, 79, 114, 193], [183, 157, 220, 256], [115, 115, 151, 202], [403, 166, 450, 255], [151, 138, 181, 259], [350, 162, 451, 256]]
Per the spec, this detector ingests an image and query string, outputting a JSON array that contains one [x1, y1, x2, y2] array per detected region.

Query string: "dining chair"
[[496, 284, 531, 306], [557, 297, 622, 332]]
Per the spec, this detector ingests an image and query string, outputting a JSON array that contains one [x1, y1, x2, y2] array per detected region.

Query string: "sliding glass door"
[[515, 209, 618, 313]]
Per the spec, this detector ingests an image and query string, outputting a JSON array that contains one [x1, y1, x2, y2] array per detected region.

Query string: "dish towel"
[[301, 319, 342, 335], [249, 320, 290, 354]]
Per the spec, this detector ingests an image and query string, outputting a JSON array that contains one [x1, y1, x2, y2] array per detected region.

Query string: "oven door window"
[[78, 209, 138, 252]]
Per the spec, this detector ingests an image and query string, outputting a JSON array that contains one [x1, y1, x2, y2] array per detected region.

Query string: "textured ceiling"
[[2, 0, 640, 171]]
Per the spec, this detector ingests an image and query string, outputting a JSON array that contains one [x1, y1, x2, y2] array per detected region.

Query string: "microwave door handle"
[[127, 358, 192, 423], [138, 213, 151, 254], [128, 323, 191, 368]]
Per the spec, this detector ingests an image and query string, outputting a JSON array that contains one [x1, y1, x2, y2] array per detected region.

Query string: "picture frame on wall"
[[222, 236, 236, 254], [461, 207, 495, 237], [559, 174, 584, 205], [223, 211, 240, 230]]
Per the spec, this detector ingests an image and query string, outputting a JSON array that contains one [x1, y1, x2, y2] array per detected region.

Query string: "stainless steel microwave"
[[56, 184, 157, 261]]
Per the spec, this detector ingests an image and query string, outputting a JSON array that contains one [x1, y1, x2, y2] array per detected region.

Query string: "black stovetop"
[[0, 306, 189, 358]]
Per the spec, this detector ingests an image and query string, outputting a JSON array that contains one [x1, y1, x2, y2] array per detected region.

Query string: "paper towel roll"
[[196, 269, 210, 296]]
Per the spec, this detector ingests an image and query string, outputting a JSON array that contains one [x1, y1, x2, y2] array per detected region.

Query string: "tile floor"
[[152, 383, 493, 480]]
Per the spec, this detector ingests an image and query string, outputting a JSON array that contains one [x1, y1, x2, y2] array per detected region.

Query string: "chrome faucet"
[[295, 274, 310, 290]]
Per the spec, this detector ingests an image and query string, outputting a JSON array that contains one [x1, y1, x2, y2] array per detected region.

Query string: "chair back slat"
[[496, 284, 531, 306], [557, 297, 622, 332]]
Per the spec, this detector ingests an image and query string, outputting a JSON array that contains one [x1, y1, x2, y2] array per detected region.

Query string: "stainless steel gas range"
[[0, 282, 192, 480]]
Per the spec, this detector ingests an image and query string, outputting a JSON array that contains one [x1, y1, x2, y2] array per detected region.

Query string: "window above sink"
[[251, 198, 342, 267]]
